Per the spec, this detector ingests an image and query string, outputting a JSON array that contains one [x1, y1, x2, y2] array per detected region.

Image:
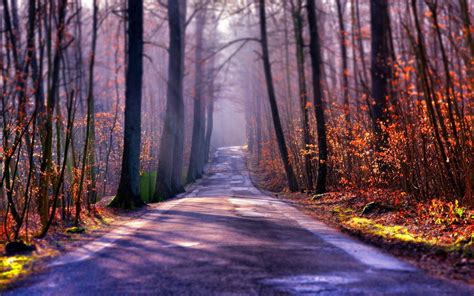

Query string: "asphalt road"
[[6, 147, 473, 295]]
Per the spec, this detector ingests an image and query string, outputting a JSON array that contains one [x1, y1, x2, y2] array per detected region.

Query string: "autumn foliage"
[[246, 0, 473, 208]]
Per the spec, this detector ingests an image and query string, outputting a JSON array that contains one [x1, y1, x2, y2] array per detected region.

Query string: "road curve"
[[6, 147, 473, 295]]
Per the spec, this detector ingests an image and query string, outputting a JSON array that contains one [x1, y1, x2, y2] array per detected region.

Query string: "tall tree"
[[290, 0, 313, 190], [259, 0, 299, 192], [187, 5, 207, 183], [336, 0, 353, 175], [336, 0, 350, 124], [37, 0, 69, 225], [171, 0, 187, 195], [370, 0, 390, 147], [203, 7, 218, 164], [75, 0, 98, 224], [154, 0, 186, 201], [203, 15, 218, 165], [306, 0, 328, 194], [203, 69, 215, 164], [110, 0, 145, 209]]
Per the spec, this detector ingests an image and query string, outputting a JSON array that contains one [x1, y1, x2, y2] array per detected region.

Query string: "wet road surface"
[[6, 147, 473, 295]]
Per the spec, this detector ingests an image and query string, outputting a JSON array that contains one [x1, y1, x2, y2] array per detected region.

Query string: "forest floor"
[[0, 200, 151, 289], [248, 161, 474, 284]]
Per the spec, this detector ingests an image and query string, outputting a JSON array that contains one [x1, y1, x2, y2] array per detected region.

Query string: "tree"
[[290, 0, 313, 190], [306, 0, 328, 194], [154, 0, 187, 201], [336, 0, 353, 175], [203, 11, 218, 165], [336, 0, 350, 124], [203, 50, 217, 165], [37, 0, 69, 225], [75, 0, 98, 225], [258, 0, 299, 192], [369, 0, 390, 147], [110, 0, 145, 209], [187, 4, 207, 183]]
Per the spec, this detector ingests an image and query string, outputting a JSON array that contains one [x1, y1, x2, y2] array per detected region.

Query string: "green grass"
[[65, 226, 86, 234], [140, 171, 157, 203], [342, 216, 473, 257], [0, 255, 32, 286], [344, 217, 422, 243]]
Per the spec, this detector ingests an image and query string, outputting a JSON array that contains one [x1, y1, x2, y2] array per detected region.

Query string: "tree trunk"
[[171, 0, 187, 194], [203, 57, 216, 164], [110, 0, 145, 209], [259, 0, 299, 192], [37, 0, 68, 226], [336, 0, 353, 176], [154, 0, 186, 201], [306, 0, 328, 194], [187, 6, 207, 183], [336, 0, 350, 124], [370, 0, 390, 146], [255, 86, 263, 164], [290, 0, 313, 190]]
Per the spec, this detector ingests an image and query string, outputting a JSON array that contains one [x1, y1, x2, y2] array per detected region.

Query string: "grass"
[[344, 217, 423, 243], [0, 255, 33, 287], [341, 216, 473, 256], [65, 226, 86, 234]]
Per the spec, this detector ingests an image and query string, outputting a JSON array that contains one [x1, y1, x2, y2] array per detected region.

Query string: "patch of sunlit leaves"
[[0, 255, 32, 286]]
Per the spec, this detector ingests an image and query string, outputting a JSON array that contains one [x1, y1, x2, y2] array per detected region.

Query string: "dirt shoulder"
[[0, 200, 154, 290]]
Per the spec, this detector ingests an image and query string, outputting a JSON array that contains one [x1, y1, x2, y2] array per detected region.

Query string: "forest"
[[0, 0, 473, 291]]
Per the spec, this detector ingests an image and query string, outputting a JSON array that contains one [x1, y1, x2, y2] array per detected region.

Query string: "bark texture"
[[306, 0, 328, 194], [110, 0, 145, 209], [154, 0, 186, 200]]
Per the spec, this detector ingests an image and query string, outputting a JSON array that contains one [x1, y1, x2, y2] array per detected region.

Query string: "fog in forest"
[[211, 98, 246, 148]]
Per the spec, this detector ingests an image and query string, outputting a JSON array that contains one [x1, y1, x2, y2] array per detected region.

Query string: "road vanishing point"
[[6, 147, 473, 295]]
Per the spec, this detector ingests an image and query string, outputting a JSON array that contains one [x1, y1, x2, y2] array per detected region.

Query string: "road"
[[7, 147, 473, 295]]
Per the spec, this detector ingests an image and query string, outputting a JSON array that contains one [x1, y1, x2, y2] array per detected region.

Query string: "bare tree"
[[290, 0, 313, 190], [154, 0, 187, 201], [306, 0, 328, 194], [110, 0, 145, 209], [259, 0, 299, 192], [370, 0, 390, 148], [187, 3, 207, 183]]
